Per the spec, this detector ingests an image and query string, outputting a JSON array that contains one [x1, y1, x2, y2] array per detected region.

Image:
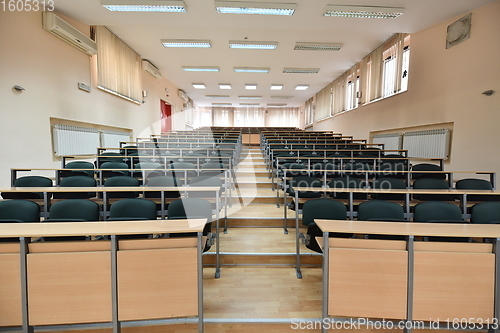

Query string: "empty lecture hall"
[[1, 0, 500, 332]]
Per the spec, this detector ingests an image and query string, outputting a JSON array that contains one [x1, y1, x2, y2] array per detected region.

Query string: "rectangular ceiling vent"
[[294, 42, 343, 51], [283, 67, 320, 74], [142, 60, 162, 78], [42, 12, 97, 55]]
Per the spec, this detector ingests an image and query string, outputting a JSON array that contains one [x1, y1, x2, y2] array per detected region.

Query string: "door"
[[160, 100, 172, 133]]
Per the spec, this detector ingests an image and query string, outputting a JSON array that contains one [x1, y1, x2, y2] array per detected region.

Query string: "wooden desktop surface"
[[315, 219, 500, 238], [0, 219, 206, 238]]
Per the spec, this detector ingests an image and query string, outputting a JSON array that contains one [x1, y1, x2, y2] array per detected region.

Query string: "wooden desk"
[[0, 186, 223, 278], [0, 219, 206, 333], [315, 219, 500, 333], [291, 187, 500, 278]]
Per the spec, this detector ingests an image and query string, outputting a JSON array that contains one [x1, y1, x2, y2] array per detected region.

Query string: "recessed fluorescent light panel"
[[322, 4, 404, 19], [270, 84, 283, 90], [283, 68, 319, 74], [234, 67, 270, 73], [162, 39, 211, 48], [101, 0, 187, 12], [212, 103, 232, 106], [267, 103, 287, 106], [239, 96, 262, 99], [240, 103, 260, 106], [215, 1, 296, 15], [192, 83, 206, 89], [206, 95, 230, 98], [245, 84, 257, 90], [182, 66, 220, 72], [294, 42, 343, 51], [295, 85, 309, 90], [219, 84, 232, 90], [229, 40, 278, 50], [271, 95, 293, 99]]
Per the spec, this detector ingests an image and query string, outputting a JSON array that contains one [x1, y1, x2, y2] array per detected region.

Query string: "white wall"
[[0, 10, 186, 186], [312, 1, 500, 179]]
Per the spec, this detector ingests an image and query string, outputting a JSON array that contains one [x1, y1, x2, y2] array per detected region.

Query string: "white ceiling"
[[55, 0, 495, 108]]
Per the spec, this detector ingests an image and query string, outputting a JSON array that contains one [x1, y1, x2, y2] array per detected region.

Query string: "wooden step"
[[226, 217, 294, 228], [203, 252, 321, 266]]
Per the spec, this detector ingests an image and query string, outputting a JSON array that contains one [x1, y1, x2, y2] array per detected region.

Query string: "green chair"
[[413, 201, 466, 242], [107, 198, 158, 239], [328, 176, 368, 200], [302, 198, 350, 253], [97, 152, 124, 167], [0, 200, 40, 242], [357, 200, 406, 240], [133, 162, 163, 181], [60, 161, 95, 178], [101, 161, 130, 178], [471, 202, 500, 224], [53, 176, 97, 199], [201, 162, 227, 177], [45, 199, 100, 222], [108, 198, 157, 221], [371, 177, 407, 200], [2, 176, 53, 199], [456, 178, 495, 201], [169, 162, 196, 181], [188, 176, 223, 202], [411, 163, 445, 180], [44, 199, 100, 241], [167, 198, 213, 251], [413, 178, 455, 201], [0, 199, 40, 223], [103, 176, 140, 198], [287, 176, 323, 211], [145, 175, 181, 199]]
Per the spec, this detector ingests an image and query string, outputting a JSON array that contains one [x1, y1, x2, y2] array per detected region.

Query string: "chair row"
[[301, 199, 500, 253], [0, 198, 214, 249]]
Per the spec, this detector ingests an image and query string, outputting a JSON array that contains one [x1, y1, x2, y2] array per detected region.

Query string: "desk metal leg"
[[160, 191, 166, 220], [215, 195, 221, 279], [405, 235, 414, 333], [491, 238, 500, 333], [322, 231, 329, 333], [295, 190, 301, 279], [20, 237, 33, 333], [348, 192, 354, 220], [197, 232, 204, 333], [111, 235, 121, 333]]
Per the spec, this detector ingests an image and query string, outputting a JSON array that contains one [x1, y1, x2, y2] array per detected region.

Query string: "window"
[[304, 98, 314, 126], [93, 26, 142, 104], [346, 76, 360, 111]]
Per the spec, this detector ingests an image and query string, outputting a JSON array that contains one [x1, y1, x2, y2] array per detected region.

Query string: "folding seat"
[[2, 176, 53, 200]]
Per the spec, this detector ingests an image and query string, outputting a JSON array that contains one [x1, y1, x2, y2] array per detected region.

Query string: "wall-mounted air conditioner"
[[42, 12, 97, 56], [178, 89, 189, 102], [142, 60, 162, 79]]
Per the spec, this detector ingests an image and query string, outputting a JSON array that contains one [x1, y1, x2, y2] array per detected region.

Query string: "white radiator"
[[101, 130, 131, 151], [403, 129, 450, 159], [53, 125, 100, 156], [53, 125, 131, 156], [372, 133, 401, 151]]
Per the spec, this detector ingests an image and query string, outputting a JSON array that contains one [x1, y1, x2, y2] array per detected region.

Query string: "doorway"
[[160, 100, 172, 133]]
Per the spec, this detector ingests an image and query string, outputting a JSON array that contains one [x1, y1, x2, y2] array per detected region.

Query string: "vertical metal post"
[[348, 192, 354, 220], [197, 232, 204, 333], [491, 238, 500, 333], [215, 189, 221, 279], [20, 237, 33, 333], [111, 235, 121, 333], [461, 193, 468, 221], [405, 235, 414, 333], [295, 189, 302, 279], [43, 191, 49, 219], [160, 190, 166, 220], [405, 192, 411, 221], [103, 191, 108, 219], [322, 231, 329, 333]]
